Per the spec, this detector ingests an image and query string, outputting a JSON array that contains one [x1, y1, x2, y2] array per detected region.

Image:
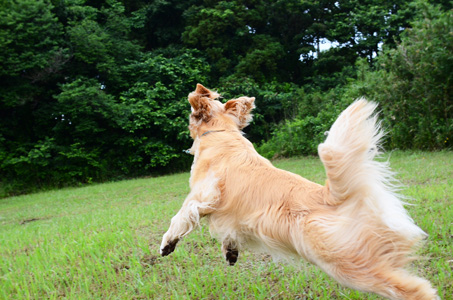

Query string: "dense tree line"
[[0, 0, 451, 195]]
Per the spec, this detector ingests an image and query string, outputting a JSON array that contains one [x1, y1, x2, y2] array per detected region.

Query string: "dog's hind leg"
[[160, 176, 220, 256], [222, 237, 239, 266]]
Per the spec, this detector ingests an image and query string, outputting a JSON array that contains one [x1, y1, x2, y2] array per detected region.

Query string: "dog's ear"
[[188, 84, 220, 122], [194, 83, 215, 97], [224, 97, 256, 129]]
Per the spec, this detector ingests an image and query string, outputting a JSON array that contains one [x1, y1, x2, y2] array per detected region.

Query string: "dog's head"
[[188, 84, 255, 138]]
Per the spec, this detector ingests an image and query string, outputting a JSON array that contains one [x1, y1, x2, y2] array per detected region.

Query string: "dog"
[[160, 84, 438, 300]]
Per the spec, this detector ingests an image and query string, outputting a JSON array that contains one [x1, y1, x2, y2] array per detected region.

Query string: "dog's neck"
[[183, 131, 225, 155], [184, 130, 240, 155]]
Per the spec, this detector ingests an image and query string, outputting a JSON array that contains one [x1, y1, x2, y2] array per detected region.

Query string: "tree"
[[127, 0, 202, 50], [0, 0, 67, 188], [339, 1, 452, 149], [376, 1, 452, 149], [1, 0, 450, 196], [0, 0, 209, 194], [326, 0, 414, 64]]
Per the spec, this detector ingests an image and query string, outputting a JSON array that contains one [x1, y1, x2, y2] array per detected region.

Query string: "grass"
[[0, 151, 451, 299]]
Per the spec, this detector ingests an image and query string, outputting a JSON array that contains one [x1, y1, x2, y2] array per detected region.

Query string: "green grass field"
[[1, 151, 451, 299]]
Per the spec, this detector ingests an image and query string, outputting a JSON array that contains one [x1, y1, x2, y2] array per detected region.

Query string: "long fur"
[[160, 84, 438, 300]]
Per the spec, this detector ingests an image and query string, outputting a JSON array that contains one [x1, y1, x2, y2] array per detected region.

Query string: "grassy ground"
[[0, 151, 451, 299]]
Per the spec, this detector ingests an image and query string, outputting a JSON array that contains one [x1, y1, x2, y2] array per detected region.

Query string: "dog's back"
[[203, 137, 327, 257]]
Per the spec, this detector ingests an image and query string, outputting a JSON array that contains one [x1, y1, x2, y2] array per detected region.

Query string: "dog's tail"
[[314, 99, 436, 299], [318, 99, 425, 240]]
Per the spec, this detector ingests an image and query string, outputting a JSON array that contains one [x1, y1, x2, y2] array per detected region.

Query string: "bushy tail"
[[318, 99, 425, 240], [313, 99, 437, 299]]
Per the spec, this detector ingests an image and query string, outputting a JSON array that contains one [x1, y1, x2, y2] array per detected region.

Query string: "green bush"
[[257, 89, 351, 158]]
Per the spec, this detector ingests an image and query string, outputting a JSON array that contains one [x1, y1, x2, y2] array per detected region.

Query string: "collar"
[[200, 130, 226, 137], [183, 130, 226, 154]]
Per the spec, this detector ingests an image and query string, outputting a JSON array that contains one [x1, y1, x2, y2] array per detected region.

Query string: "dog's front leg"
[[160, 184, 219, 256]]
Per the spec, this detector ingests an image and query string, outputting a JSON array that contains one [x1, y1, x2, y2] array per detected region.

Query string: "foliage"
[[378, 1, 452, 149], [257, 88, 351, 158], [259, 1, 451, 158], [0, 0, 451, 195], [339, 2, 452, 150], [0, 0, 64, 99], [115, 50, 210, 173], [217, 77, 307, 142], [1, 47, 209, 195]]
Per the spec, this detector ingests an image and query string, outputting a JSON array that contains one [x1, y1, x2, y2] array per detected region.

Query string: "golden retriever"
[[160, 84, 438, 299]]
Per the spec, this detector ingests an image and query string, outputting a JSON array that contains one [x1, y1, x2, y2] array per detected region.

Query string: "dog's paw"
[[160, 239, 179, 256], [225, 248, 239, 266]]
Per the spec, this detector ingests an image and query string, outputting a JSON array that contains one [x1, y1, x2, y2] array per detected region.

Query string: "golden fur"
[[160, 84, 438, 300]]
